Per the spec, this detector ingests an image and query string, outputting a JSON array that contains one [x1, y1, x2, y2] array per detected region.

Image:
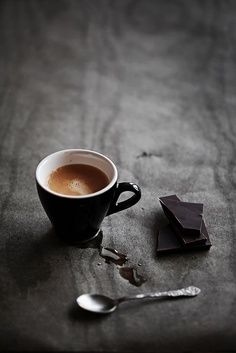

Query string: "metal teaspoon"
[[76, 286, 201, 314]]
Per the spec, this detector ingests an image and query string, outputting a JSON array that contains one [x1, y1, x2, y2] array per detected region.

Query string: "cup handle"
[[106, 182, 141, 216]]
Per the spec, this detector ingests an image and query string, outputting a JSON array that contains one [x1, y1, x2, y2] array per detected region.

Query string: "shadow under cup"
[[36, 149, 141, 244]]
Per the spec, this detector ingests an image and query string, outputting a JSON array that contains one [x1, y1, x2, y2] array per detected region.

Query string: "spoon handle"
[[117, 286, 200, 304]]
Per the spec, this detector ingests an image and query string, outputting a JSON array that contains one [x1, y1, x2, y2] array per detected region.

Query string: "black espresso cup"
[[36, 149, 141, 243]]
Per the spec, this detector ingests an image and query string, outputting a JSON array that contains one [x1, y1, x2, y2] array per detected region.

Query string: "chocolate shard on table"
[[159, 195, 205, 246], [157, 220, 211, 254], [159, 196, 203, 231], [157, 194, 211, 254], [160, 195, 203, 214], [159, 194, 180, 204], [161, 202, 206, 246]]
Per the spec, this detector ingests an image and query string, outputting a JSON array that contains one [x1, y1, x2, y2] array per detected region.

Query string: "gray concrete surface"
[[0, 0, 236, 351]]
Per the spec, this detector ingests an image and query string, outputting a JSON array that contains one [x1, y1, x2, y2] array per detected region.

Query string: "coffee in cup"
[[48, 164, 109, 196]]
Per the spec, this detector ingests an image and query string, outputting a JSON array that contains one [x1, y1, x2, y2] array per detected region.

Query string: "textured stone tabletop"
[[0, 0, 236, 352]]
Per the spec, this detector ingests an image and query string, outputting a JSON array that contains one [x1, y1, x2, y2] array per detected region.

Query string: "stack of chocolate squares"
[[157, 195, 212, 254]]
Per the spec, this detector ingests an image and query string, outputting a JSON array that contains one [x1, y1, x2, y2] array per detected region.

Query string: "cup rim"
[[35, 149, 118, 199]]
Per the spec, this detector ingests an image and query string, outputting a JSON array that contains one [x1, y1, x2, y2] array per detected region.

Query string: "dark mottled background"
[[0, 0, 236, 352]]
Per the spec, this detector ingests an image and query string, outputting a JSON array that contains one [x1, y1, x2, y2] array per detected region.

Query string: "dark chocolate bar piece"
[[159, 195, 203, 216], [160, 202, 206, 246], [159, 197, 203, 233], [168, 201, 203, 231], [159, 196, 206, 246], [170, 218, 206, 246], [159, 194, 180, 203], [157, 220, 211, 254]]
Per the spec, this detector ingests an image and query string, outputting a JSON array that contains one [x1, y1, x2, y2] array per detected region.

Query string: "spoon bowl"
[[77, 294, 117, 314]]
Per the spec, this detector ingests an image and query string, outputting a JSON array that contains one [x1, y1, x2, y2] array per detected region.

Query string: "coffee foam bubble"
[[68, 178, 91, 195]]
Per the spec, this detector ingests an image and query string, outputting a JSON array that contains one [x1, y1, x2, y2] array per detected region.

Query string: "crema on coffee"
[[48, 164, 109, 196]]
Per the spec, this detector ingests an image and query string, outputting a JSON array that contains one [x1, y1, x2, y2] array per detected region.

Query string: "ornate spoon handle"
[[117, 286, 201, 304]]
